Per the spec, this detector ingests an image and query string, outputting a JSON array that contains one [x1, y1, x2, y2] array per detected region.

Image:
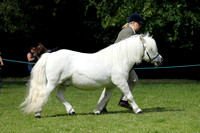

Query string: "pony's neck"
[[97, 36, 144, 70], [115, 36, 143, 64]]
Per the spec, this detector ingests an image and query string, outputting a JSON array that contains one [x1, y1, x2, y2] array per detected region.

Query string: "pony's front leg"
[[56, 85, 75, 115], [112, 77, 142, 114], [94, 87, 114, 115]]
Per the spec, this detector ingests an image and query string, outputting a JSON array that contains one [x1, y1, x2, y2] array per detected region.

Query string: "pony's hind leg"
[[94, 87, 114, 115], [34, 82, 56, 118], [56, 84, 75, 115]]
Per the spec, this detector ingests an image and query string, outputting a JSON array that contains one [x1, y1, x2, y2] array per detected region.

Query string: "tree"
[[87, 0, 200, 50], [0, 0, 28, 33]]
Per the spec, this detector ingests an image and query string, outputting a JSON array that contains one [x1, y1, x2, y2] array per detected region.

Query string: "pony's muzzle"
[[154, 56, 163, 67]]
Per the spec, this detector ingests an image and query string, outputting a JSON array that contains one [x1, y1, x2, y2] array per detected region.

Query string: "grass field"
[[0, 78, 200, 133]]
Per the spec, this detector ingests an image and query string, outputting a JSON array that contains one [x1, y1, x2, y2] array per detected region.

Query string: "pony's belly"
[[71, 80, 109, 91], [70, 74, 111, 91], [72, 84, 103, 91]]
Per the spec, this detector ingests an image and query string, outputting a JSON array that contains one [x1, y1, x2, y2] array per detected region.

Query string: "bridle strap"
[[146, 52, 160, 62], [141, 42, 146, 58], [141, 42, 160, 62]]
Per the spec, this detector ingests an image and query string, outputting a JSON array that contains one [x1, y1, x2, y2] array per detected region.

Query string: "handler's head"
[[128, 13, 144, 24], [128, 13, 144, 32]]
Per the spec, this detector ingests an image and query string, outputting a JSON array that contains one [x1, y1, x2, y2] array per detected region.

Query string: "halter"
[[146, 52, 160, 62], [141, 42, 160, 62]]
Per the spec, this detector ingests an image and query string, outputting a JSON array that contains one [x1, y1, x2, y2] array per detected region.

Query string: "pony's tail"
[[20, 53, 50, 114]]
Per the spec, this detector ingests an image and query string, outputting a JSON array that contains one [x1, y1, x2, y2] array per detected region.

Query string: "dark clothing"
[[27, 52, 37, 72]]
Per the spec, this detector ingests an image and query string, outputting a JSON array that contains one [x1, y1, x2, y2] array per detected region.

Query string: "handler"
[[0, 52, 4, 88], [100, 12, 144, 112]]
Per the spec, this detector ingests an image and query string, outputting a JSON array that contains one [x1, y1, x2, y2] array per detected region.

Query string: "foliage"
[[0, 0, 56, 35], [87, 0, 200, 49], [0, 0, 199, 50], [0, 79, 200, 132], [0, 0, 26, 33]]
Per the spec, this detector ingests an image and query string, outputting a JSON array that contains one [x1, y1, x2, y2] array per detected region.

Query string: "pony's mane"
[[96, 33, 158, 68], [96, 34, 146, 66]]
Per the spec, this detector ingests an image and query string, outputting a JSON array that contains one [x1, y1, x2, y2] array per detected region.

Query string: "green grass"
[[0, 79, 200, 133]]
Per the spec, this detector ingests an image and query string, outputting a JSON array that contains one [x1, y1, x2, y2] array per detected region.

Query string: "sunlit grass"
[[0, 79, 200, 132]]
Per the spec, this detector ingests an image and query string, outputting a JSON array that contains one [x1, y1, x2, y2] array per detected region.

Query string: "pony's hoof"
[[136, 111, 143, 115], [94, 112, 100, 115], [35, 115, 41, 118], [94, 110, 101, 115], [69, 111, 76, 115]]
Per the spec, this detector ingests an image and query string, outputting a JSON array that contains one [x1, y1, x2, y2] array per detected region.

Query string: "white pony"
[[20, 34, 163, 118]]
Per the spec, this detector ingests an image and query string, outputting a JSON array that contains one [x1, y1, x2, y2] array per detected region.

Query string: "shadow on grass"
[[142, 107, 183, 113], [48, 107, 183, 118]]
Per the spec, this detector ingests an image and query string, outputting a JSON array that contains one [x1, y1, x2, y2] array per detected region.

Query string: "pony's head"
[[140, 34, 163, 66]]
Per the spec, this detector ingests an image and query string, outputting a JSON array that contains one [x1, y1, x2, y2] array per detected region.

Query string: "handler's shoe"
[[118, 100, 132, 110]]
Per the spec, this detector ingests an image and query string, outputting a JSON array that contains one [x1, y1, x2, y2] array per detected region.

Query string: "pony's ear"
[[145, 32, 153, 38], [146, 32, 150, 37], [139, 35, 146, 43]]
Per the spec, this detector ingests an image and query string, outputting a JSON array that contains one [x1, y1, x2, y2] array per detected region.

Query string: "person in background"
[[0, 52, 4, 88], [99, 12, 144, 113], [27, 46, 37, 72], [0, 52, 4, 66]]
